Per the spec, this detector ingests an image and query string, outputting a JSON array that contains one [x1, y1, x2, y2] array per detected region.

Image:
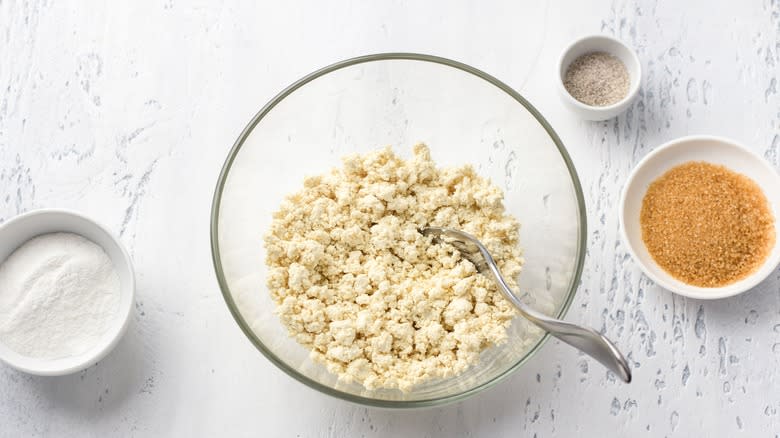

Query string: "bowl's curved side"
[[620, 135, 780, 299], [0, 208, 135, 376], [210, 53, 587, 408], [557, 35, 642, 121]]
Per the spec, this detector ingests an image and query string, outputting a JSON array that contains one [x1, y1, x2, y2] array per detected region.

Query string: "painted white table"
[[1, 1, 778, 436]]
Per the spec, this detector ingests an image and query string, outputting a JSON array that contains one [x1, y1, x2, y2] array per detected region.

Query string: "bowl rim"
[[210, 52, 588, 408], [0, 208, 135, 375], [618, 134, 780, 299], [557, 34, 642, 112]]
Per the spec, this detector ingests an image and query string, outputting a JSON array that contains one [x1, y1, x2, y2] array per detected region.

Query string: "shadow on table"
[[355, 357, 540, 436], [7, 316, 150, 417], [690, 266, 780, 323]]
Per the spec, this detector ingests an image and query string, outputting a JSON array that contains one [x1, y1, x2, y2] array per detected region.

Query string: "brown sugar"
[[640, 161, 775, 287]]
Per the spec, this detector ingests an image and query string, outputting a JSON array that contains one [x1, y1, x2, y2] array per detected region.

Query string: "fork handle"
[[485, 257, 632, 383], [421, 226, 632, 382], [525, 313, 632, 383]]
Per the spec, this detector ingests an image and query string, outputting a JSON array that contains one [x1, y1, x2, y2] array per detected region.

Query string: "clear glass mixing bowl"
[[211, 53, 586, 408]]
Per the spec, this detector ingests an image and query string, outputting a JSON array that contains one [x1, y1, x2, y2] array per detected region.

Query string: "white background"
[[1, 0, 779, 436]]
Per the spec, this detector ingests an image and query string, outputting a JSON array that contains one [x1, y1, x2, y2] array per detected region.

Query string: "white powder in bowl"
[[0, 232, 120, 359]]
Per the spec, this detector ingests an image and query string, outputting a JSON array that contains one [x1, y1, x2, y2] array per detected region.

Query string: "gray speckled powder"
[[564, 51, 630, 106]]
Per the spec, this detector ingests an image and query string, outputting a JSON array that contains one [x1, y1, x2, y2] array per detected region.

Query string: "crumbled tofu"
[[264, 144, 523, 391]]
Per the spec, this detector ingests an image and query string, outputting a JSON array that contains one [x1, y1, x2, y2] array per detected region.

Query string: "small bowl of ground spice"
[[558, 34, 641, 121], [620, 136, 780, 299]]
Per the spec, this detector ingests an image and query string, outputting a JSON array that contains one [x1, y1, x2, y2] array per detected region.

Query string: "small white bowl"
[[620, 135, 780, 300], [558, 34, 642, 121], [0, 209, 135, 375]]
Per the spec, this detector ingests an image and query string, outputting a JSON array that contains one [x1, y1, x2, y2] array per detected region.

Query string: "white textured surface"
[[0, 0, 778, 436]]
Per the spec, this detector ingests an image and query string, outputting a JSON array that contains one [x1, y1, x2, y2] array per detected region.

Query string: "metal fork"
[[422, 226, 632, 383]]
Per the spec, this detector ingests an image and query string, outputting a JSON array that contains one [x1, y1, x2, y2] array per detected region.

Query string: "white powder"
[[0, 232, 120, 359]]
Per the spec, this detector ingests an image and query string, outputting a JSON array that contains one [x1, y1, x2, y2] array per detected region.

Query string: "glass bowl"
[[211, 53, 586, 408]]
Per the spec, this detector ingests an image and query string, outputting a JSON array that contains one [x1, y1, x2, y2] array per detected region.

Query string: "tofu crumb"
[[264, 144, 523, 391]]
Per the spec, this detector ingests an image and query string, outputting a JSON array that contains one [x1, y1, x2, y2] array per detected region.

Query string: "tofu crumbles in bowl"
[[264, 145, 523, 391], [211, 53, 586, 407]]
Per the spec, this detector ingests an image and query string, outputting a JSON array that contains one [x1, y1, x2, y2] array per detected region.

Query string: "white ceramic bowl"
[[620, 135, 780, 299], [558, 34, 641, 121], [0, 209, 135, 375]]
